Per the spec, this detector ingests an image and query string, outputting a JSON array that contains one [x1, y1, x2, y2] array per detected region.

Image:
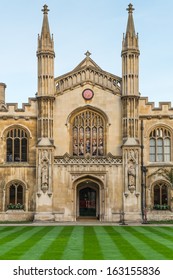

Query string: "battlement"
[[139, 97, 173, 118], [0, 97, 37, 116]]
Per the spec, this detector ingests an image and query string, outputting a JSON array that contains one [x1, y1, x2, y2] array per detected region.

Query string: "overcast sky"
[[0, 0, 173, 106]]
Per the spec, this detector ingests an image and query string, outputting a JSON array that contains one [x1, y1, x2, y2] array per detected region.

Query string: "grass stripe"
[[153, 226, 173, 237], [129, 227, 173, 260], [0, 225, 173, 260], [83, 226, 104, 260], [0, 226, 25, 239], [0, 227, 43, 259], [19, 226, 64, 260], [93, 226, 124, 259], [0, 226, 36, 246], [141, 226, 173, 242], [62, 226, 84, 260], [118, 226, 165, 260], [0, 227, 15, 233], [104, 226, 145, 259], [1, 226, 57, 260], [40, 226, 74, 260]]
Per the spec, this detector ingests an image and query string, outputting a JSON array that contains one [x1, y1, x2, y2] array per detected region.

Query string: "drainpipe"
[[141, 119, 144, 222]]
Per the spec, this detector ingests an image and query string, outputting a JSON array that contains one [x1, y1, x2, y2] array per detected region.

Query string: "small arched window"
[[6, 127, 28, 162], [153, 182, 168, 207], [8, 181, 24, 207], [72, 109, 105, 156], [149, 128, 171, 162]]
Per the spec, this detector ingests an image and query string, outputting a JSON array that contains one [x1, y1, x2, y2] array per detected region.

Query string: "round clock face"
[[82, 89, 94, 100]]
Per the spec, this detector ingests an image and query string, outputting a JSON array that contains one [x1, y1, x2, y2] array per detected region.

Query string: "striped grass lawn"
[[0, 226, 173, 260]]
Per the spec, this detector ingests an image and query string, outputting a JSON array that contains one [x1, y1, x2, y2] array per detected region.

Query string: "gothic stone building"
[[0, 4, 173, 222]]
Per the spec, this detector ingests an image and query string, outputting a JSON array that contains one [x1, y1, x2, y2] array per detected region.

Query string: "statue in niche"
[[41, 163, 48, 193], [128, 160, 136, 193]]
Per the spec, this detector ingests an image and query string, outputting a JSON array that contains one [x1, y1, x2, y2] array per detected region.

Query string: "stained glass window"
[[72, 110, 105, 156]]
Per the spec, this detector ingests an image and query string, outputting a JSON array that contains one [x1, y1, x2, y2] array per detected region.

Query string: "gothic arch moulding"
[[66, 105, 110, 127], [145, 123, 173, 138], [6, 179, 28, 191], [72, 174, 105, 190], [1, 124, 32, 139]]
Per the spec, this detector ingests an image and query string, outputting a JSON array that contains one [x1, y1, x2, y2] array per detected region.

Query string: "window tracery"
[[149, 127, 171, 162], [7, 181, 25, 209], [72, 110, 105, 156], [6, 128, 28, 162]]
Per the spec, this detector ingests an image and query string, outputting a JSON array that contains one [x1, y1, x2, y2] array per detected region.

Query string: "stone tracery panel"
[[72, 109, 105, 157]]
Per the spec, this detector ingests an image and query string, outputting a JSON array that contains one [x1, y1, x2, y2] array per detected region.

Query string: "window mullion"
[[160, 186, 162, 205], [15, 186, 17, 205]]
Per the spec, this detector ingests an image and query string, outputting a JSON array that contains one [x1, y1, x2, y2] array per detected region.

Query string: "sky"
[[0, 0, 173, 106]]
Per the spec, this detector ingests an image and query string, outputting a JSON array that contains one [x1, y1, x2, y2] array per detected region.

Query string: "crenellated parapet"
[[0, 98, 37, 117], [139, 97, 173, 119]]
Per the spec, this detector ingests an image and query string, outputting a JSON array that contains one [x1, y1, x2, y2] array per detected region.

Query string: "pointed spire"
[[126, 3, 135, 36], [122, 3, 139, 51], [41, 5, 51, 41], [38, 4, 54, 51]]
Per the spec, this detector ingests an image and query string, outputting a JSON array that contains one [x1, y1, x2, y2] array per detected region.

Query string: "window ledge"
[[6, 210, 25, 213], [2, 162, 30, 167], [147, 162, 173, 167]]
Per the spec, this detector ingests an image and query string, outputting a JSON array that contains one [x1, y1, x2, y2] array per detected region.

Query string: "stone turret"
[[121, 4, 141, 222], [121, 3, 140, 142], [35, 5, 55, 222], [37, 4, 55, 97], [37, 4, 55, 142]]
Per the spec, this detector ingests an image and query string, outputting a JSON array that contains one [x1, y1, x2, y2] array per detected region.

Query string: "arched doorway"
[[77, 180, 99, 219]]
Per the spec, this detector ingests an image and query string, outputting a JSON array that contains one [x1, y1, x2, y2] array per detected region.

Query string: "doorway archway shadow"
[[77, 180, 100, 220]]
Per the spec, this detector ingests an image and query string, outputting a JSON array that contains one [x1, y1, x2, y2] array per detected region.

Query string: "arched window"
[[149, 128, 171, 162], [7, 181, 24, 209], [6, 128, 28, 162], [153, 182, 168, 207], [72, 109, 105, 156]]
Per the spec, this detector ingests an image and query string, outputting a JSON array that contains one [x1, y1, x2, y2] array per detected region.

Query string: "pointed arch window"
[[7, 181, 25, 210], [149, 128, 171, 162], [153, 182, 168, 207], [6, 128, 28, 162], [9, 183, 24, 205], [72, 109, 105, 156]]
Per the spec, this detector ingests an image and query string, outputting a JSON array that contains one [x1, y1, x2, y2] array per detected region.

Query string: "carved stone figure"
[[41, 163, 48, 192], [128, 160, 136, 192]]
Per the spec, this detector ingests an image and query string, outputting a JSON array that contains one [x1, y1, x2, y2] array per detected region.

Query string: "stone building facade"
[[0, 4, 173, 222]]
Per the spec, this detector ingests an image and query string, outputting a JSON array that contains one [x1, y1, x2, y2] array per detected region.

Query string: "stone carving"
[[128, 160, 136, 193], [124, 148, 139, 193], [127, 149, 138, 164], [40, 149, 50, 193], [55, 67, 121, 96], [41, 164, 48, 192], [54, 153, 122, 165]]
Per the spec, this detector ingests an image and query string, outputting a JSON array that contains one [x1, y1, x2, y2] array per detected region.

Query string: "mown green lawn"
[[0, 225, 173, 260]]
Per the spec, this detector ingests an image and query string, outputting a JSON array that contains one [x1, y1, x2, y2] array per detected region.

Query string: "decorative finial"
[[127, 3, 134, 13], [42, 4, 49, 14], [85, 50, 91, 58]]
